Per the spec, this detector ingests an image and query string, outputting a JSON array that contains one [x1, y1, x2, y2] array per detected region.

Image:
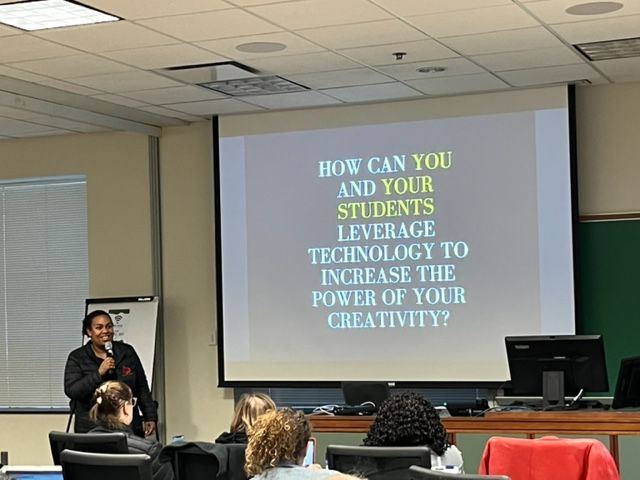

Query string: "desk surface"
[[309, 410, 640, 435]]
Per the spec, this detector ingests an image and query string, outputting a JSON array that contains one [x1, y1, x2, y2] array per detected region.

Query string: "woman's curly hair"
[[363, 392, 449, 456], [245, 408, 310, 476]]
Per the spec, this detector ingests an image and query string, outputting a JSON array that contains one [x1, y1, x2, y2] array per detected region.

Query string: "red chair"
[[478, 436, 619, 480]]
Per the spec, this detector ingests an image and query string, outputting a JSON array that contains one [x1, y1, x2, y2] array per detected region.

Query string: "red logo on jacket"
[[122, 366, 132, 376]]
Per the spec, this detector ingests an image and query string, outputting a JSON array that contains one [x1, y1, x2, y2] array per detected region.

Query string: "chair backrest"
[[479, 436, 619, 480], [49, 431, 129, 465], [221, 443, 248, 480], [409, 465, 510, 480], [60, 450, 152, 480], [326, 445, 431, 480], [168, 443, 226, 480]]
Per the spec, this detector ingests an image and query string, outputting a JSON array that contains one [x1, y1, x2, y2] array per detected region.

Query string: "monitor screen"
[[505, 335, 608, 402], [217, 86, 577, 385], [1, 467, 63, 480], [342, 381, 390, 408], [612, 356, 640, 409]]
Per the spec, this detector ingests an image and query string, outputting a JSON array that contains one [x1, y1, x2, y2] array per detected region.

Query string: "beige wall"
[[159, 121, 234, 441], [576, 82, 640, 215], [0, 131, 153, 464], [1, 81, 640, 465]]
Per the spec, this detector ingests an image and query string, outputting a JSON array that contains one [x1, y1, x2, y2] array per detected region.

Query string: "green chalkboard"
[[578, 218, 640, 393]]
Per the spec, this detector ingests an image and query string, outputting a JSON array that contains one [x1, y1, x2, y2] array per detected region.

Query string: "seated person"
[[245, 408, 356, 480], [363, 392, 464, 472], [216, 392, 276, 444], [89, 380, 174, 480]]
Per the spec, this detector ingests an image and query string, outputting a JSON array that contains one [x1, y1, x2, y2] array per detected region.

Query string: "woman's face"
[[86, 314, 114, 348]]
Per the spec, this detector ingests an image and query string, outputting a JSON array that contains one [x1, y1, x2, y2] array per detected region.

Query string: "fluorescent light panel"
[[0, 0, 119, 31], [199, 76, 308, 96], [575, 37, 640, 61]]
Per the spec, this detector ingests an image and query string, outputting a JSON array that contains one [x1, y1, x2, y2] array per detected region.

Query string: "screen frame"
[[213, 86, 581, 388]]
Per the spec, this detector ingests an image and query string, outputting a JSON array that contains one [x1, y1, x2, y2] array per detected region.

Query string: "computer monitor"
[[612, 356, 640, 409], [326, 445, 431, 480], [341, 382, 390, 409], [0, 466, 63, 480], [505, 335, 608, 407]]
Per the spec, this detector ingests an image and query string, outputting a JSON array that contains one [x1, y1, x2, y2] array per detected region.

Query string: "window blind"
[[0, 177, 88, 409]]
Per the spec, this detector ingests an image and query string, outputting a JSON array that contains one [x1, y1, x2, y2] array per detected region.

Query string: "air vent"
[[575, 36, 640, 61], [199, 76, 308, 96]]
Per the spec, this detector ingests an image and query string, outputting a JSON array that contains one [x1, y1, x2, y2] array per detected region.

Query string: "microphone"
[[105, 341, 115, 375]]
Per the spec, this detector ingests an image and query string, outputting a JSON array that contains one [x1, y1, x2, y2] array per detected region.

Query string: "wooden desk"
[[309, 411, 640, 466]]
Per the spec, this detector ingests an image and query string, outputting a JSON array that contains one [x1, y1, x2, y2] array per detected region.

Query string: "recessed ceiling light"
[[236, 42, 287, 54], [566, 1, 623, 15], [416, 66, 447, 74], [0, 0, 119, 31]]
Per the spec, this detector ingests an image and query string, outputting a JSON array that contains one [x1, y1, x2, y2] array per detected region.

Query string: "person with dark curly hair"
[[245, 408, 357, 480], [363, 392, 464, 472]]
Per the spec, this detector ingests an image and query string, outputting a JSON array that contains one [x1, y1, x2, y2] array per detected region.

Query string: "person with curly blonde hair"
[[216, 393, 276, 444], [245, 408, 356, 480]]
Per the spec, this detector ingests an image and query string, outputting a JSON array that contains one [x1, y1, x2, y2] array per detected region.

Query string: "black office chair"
[[326, 445, 431, 480], [409, 465, 511, 480], [222, 443, 248, 480], [49, 431, 128, 465], [60, 450, 152, 480], [160, 441, 228, 480]]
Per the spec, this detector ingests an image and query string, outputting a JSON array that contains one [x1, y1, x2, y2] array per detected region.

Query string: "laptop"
[[0, 466, 63, 480]]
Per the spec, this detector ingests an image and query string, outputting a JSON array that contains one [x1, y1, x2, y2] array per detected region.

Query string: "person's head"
[[89, 380, 136, 430], [230, 393, 276, 433], [245, 408, 310, 476], [83, 310, 114, 349], [363, 392, 449, 456]]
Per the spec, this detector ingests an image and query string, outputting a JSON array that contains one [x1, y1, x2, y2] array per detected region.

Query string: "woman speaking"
[[64, 310, 156, 437]]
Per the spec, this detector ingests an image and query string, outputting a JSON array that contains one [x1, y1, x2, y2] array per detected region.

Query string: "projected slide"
[[218, 87, 575, 384]]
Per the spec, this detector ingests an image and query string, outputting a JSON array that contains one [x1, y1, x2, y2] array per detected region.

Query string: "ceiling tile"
[[373, 0, 511, 16], [408, 4, 539, 38], [162, 98, 263, 115], [36, 79, 105, 95], [239, 90, 342, 109], [593, 58, 640, 83], [35, 21, 179, 52], [524, 0, 640, 25], [82, 0, 230, 19], [339, 39, 458, 67], [441, 27, 565, 56], [196, 32, 324, 60], [497, 64, 603, 86], [407, 72, 509, 95], [70, 70, 184, 92], [298, 19, 427, 50], [9, 128, 71, 138], [9, 54, 133, 79], [0, 65, 49, 83], [137, 9, 282, 42], [322, 82, 422, 102], [0, 36, 79, 63], [378, 57, 485, 81], [0, 117, 69, 135], [91, 93, 150, 108], [551, 15, 640, 44], [226, 0, 300, 5], [471, 46, 584, 71], [287, 68, 393, 89], [138, 105, 205, 122], [246, 51, 362, 75], [248, 0, 391, 30], [120, 85, 226, 104], [0, 23, 20, 36], [101, 44, 225, 70]]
